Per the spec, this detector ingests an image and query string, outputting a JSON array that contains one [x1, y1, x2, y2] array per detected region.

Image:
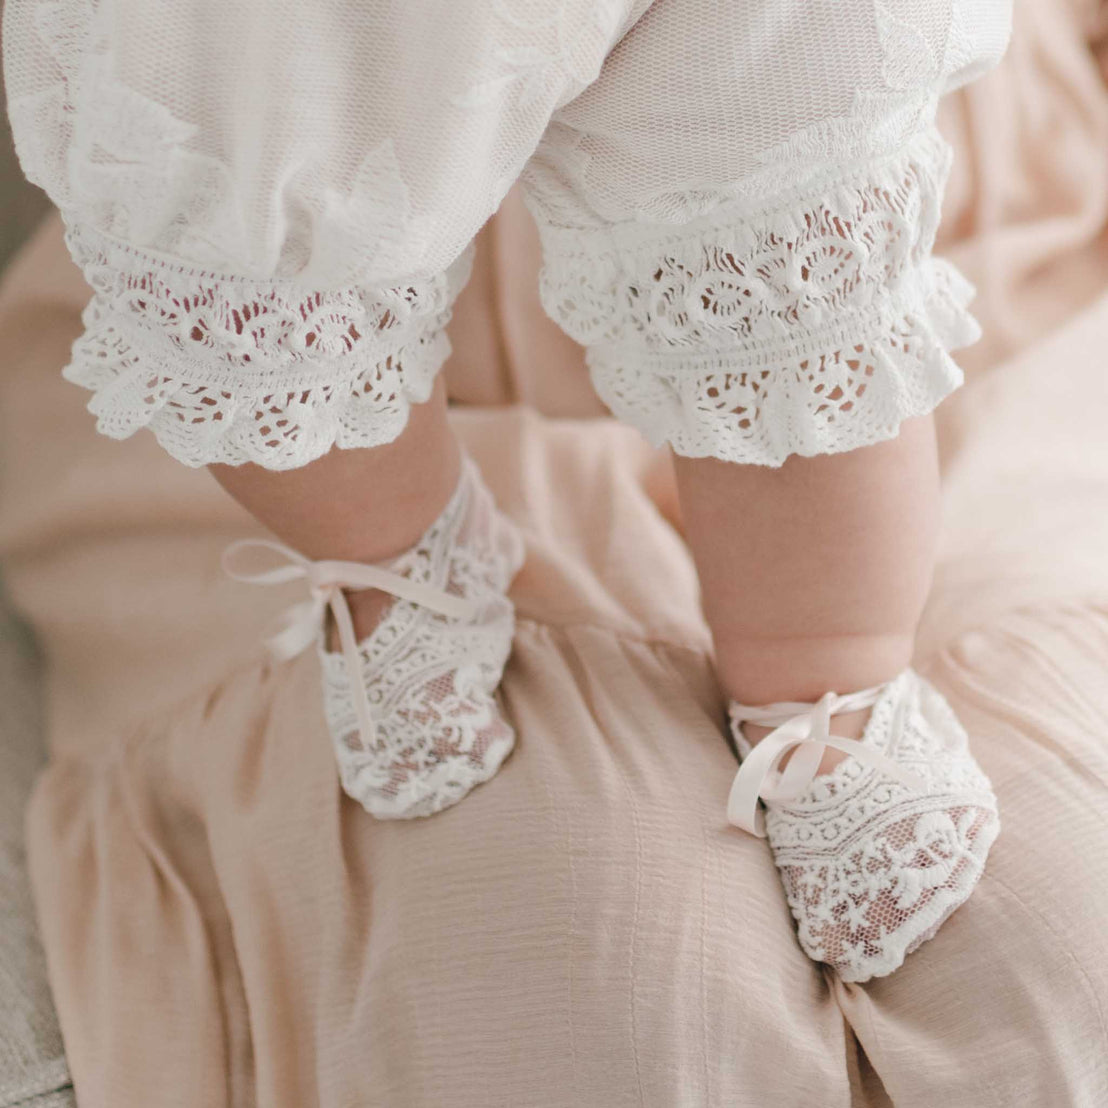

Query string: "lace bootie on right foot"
[[726, 669, 1000, 982], [225, 452, 526, 820]]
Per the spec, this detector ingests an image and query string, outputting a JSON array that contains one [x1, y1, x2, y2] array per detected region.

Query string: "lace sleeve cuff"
[[534, 126, 980, 467], [60, 223, 474, 469]]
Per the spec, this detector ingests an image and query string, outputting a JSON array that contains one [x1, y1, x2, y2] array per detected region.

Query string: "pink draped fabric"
[[0, 1, 1106, 1102]]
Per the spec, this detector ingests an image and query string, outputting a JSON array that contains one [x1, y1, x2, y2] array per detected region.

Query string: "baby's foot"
[[727, 670, 1000, 981], [319, 454, 524, 818], [225, 452, 525, 819]]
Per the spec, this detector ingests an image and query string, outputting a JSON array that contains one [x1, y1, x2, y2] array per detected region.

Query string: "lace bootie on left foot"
[[224, 452, 526, 819], [726, 669, 1000, 982]]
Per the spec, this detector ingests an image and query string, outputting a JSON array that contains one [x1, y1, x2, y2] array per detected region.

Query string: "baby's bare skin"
[[210, 375, 461, 648], [211, 384, 939, 777], [674, 413, 940, 775]]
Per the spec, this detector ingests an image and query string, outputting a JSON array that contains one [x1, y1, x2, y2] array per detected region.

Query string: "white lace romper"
[[3, 0, 1011, 470]]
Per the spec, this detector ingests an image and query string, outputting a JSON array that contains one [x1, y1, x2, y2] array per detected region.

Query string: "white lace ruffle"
[[55, 125, 977, 471], [535, 127, 981, 466], [60, 222, 474, 469]]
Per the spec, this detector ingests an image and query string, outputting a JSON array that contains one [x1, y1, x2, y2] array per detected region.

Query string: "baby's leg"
[[678, 410, 1000, 981], [674, 412, 940, 765], [211, 377, 461, 640], [213, 378, 525, 819]]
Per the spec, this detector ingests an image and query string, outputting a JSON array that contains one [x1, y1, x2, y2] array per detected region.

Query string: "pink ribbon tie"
[[726, 683, 929, 838], [221, 538, 481, 756]]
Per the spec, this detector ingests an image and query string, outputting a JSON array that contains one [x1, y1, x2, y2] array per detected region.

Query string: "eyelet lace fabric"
[[318, 455, 526, 819], [532, 128, 981, 466], [729, 669, 1000, 981], [61, 223, 474, 469]]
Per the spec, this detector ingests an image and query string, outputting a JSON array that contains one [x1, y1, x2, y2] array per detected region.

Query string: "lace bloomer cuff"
[[535, 126, 981, 467], [59, 222, 475, 470]]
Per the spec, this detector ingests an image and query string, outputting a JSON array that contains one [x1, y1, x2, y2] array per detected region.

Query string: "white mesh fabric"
[[2, 0, 1012, 469]]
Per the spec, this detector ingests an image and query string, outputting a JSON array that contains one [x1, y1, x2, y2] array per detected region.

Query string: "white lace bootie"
[[223, 452, 526, 819], [726, 669, 1000, 982]]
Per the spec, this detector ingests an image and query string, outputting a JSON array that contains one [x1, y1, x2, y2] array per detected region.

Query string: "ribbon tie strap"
[[222, 538, 481, 756], [726, 683, 929, 837]]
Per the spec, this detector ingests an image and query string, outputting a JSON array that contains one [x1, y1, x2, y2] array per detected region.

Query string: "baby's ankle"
[[741, 705, 872, 774], [325, 588, 396, 651], [721, 631, 915, 773]]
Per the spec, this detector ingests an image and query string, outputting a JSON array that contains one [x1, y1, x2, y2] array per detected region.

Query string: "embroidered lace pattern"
[[4, 0, 1012, 470], [61, 223, 473, 469], [533, 128, 982, 466], [730, 669, 1000, 981], [318, 455, 526, 819]]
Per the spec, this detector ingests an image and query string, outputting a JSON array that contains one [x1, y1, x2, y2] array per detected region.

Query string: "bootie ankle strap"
[[222, 538, 481, 758], [726, 678, 928, 837]]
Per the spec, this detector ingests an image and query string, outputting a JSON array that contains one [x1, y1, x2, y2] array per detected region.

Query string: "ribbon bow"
[[222, 538, 481, 755], [726, 683, 929, 837]]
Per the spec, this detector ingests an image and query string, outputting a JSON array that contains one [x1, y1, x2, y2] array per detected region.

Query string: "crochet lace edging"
[[59, 223, 470, 469], [588, 258, 979, 466], [536, 126, 981, 466]]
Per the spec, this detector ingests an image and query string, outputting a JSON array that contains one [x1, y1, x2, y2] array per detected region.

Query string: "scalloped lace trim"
[[731, 669, 1000, 981], [60, 222, 474, 469], [536, 127, 981, 466]]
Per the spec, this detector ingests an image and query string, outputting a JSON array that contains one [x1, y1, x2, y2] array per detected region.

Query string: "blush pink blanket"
[[1, 1, 1107, 1103]]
